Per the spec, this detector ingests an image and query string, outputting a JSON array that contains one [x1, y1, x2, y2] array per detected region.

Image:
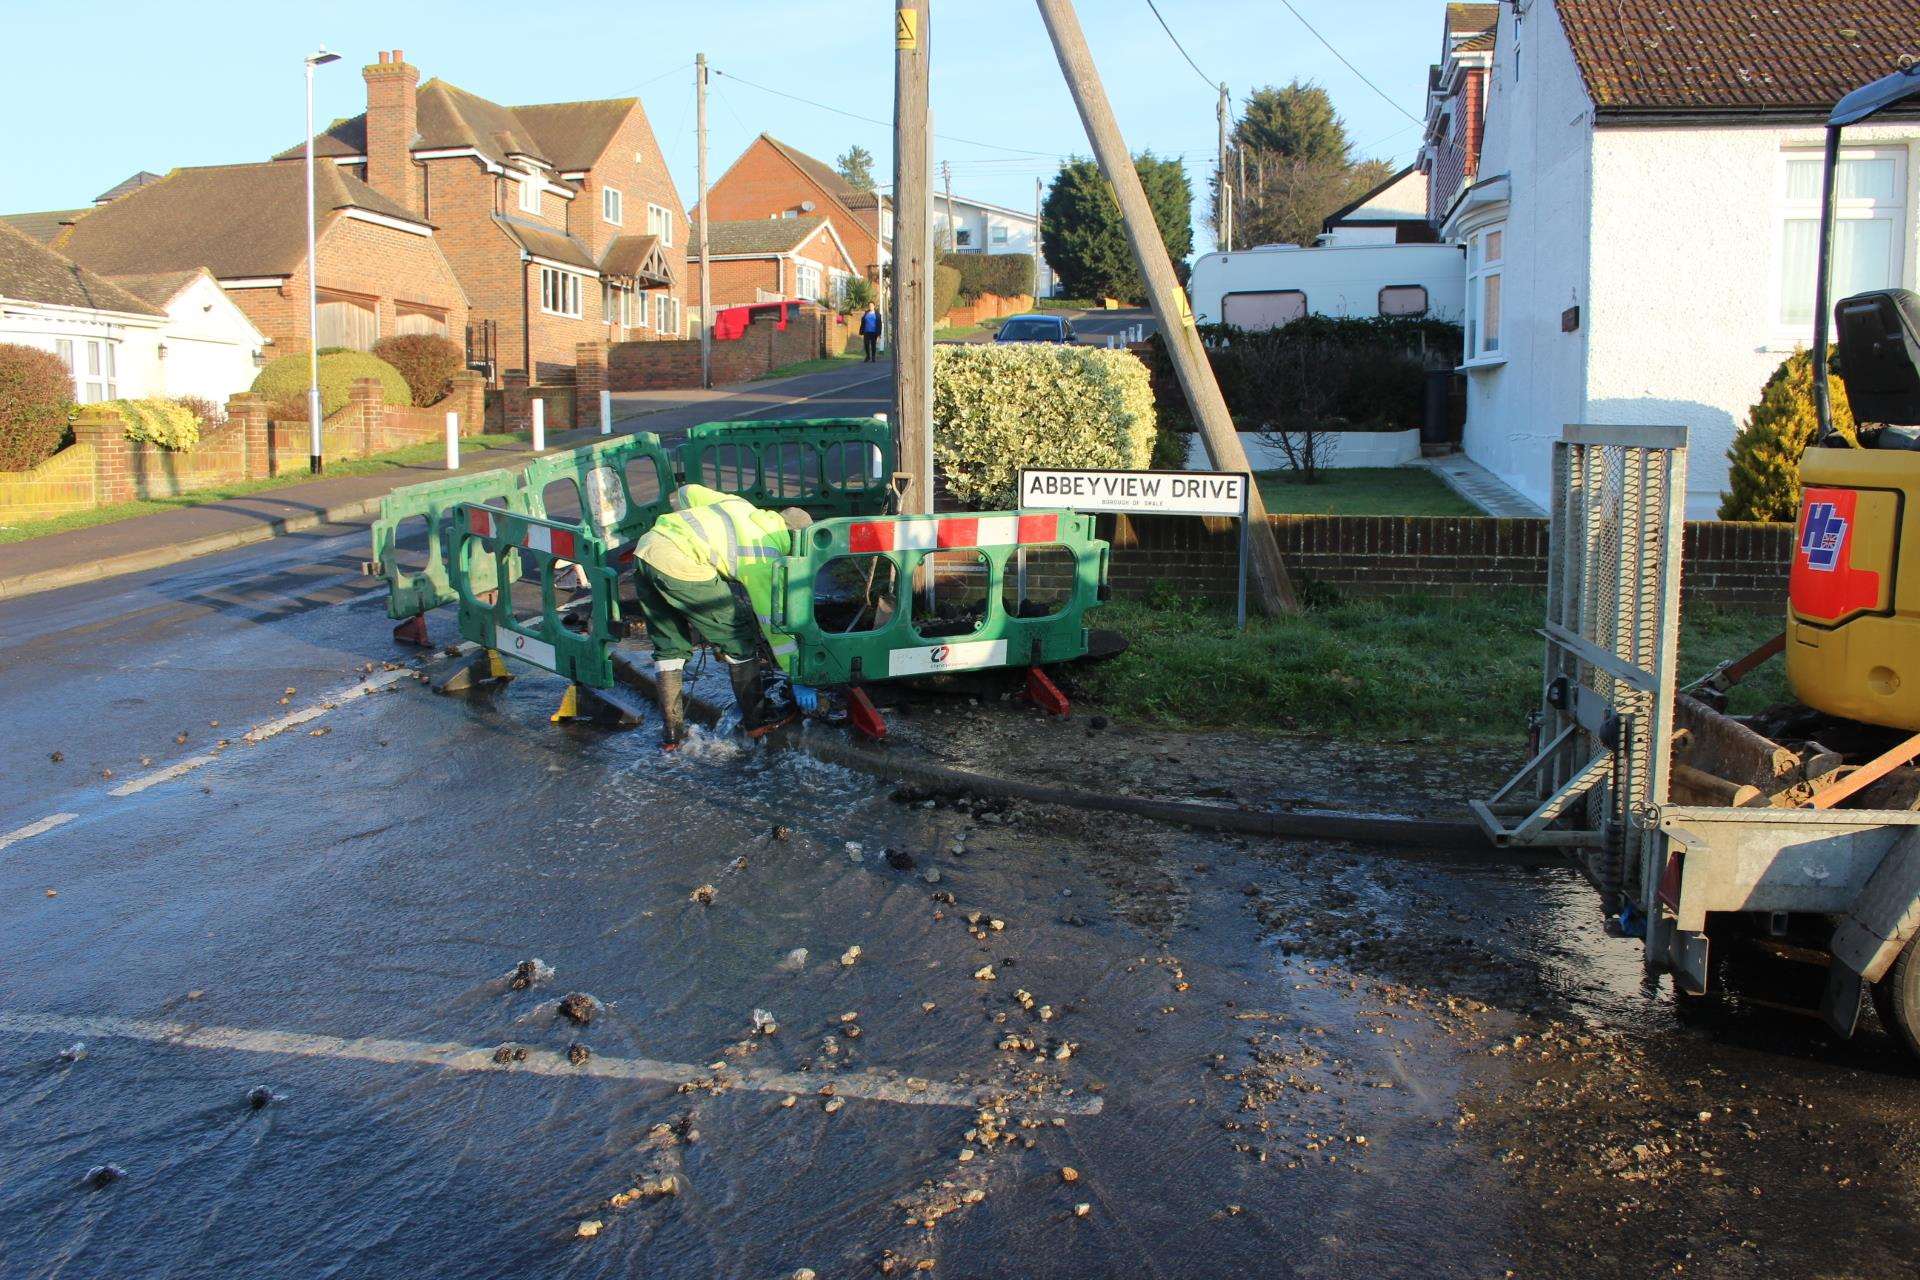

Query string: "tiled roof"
[[493, 216, 598, 271], [1446, 3, 1498, 33], [282, 80, 639, 173], [0, 209, 87, 245], [600, 233, 672, 283], [689, 217, 828, 258], [92, 171, 164, 204], [1455, 30, 1496, 53], [1558, 0, 1920, 115], [54, 162, 427, 280], [0, 220, 164, 316], [103, 269, 207, 308], [761, 136, 865, 206]]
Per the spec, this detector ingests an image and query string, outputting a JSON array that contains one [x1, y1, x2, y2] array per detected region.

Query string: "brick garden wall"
[[606, 302, 837, 391], [1040, 514, 1792, 610]]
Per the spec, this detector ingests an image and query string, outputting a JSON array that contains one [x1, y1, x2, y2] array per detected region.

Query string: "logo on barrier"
[[929, 645, 950, 665], [1799, 500, 1848, 572]]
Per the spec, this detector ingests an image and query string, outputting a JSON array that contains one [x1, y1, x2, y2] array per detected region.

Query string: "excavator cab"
[[1786, 64, 1920, 731]]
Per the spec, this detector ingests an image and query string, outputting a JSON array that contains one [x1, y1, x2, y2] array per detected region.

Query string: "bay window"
[[1464, 224, 1504, 363]]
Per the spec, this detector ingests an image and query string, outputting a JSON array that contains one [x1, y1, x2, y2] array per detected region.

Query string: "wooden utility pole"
[[942, 160, 955, 253], [1033, 176, 1044, 296], [1035, 0, 1298, 613], [696, 53, 712, 388], [1216, 82, 1233, 252], [892, 0, 934, 513]]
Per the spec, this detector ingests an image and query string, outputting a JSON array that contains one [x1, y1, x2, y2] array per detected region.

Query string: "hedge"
[[939, 252, 1034, 302], [0, 343, 74, 472], [372, 334, 464, 408], [110, 398, 202, 450], [933, 344, 1155, 508], [1720, 347, 1854, 522], [932, 264, 963, 325], [251, 350, 410, 420]]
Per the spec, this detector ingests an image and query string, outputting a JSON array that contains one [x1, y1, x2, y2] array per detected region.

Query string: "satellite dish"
[[800, 200, 816, 212]]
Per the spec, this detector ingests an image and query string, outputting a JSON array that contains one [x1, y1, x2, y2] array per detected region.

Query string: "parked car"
[[994, 314, 1076, 343]]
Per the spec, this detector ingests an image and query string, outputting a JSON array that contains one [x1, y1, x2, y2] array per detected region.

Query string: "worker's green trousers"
[[632, 562, 761, 663]]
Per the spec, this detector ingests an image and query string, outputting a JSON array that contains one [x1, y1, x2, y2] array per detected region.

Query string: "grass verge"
[[1257, 467, 1481, 517], [935, 318, 1001, 341], [1077, 589, 1787, 741], [0, 434, 525, 545]]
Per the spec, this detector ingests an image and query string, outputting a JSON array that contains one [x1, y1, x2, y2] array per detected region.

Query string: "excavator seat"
[[1835, 288, 1920, 428]]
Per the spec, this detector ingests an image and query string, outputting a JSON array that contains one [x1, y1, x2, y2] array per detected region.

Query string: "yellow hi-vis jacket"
[[634, 484, 798, 673]]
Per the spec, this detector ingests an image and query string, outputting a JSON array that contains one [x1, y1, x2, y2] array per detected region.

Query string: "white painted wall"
[[0, 303, 162, 402], [152, 273, 266, 403], [1449, 0, 1594, 515], [936, 196, 1054, 295], [1587, 121, 1920, 516], [1184, 429, 1422, 470]]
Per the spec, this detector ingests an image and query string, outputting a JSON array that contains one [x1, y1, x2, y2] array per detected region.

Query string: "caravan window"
[[1222, 289, 1307, 331], [1379, 285, 1429, 317]]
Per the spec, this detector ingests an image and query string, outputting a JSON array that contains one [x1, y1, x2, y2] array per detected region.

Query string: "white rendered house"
[[935, 192, 1055, 296], [1441, 0, 1920, 518]]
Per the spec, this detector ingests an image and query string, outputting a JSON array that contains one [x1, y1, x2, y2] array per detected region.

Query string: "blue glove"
[[792, 684, 820, 713]]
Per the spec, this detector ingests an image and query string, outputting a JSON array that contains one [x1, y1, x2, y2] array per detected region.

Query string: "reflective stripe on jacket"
[[635, 484, 798, 671]]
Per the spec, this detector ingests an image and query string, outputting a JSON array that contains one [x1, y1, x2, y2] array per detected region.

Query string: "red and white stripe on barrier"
[[467, 506, 578, 560], [846, 513, 1059, 554]]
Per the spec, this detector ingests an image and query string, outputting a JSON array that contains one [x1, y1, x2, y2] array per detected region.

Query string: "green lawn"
[[0, 433, 525, 545], [1256, 467, 1480, 517], [935, 318, 1002, 341], [1078, 591, 1787, 741], [755, 352, 888, 381]]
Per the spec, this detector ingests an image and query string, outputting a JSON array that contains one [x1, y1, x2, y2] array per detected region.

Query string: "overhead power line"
[[1145, 0, 1218, 92], [1274, 0, 1424, 125], [710, 67, 1065, 159]]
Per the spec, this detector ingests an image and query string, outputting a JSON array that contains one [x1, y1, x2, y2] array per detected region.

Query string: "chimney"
[[363, 49, 420, 213]]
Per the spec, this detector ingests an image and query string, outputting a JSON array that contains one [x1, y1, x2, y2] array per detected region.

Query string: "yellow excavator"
[[1787, 65, 1920, 739]]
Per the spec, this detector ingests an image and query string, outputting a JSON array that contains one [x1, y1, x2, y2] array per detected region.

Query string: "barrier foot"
[[848, 687, 887, 741], [434, 648, 512, 695], [1026, 666, 1071, 719], [552, 682, 646, 728], [392, 613, 432, 648]]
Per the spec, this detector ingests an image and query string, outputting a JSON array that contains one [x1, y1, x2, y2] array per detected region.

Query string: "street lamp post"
[[305, 47, 341, 474]]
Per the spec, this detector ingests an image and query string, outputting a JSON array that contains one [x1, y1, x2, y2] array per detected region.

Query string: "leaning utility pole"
[[1035, 0, 1298, 613], [696, 53, 713, 388], [1216, 81, 1233, 252], [892, 0, 934, 514]]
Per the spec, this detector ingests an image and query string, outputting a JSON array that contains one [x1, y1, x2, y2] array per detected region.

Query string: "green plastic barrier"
[[773, 509, 1109, 687], [679, 417, 892, 519], [446, 503, 623, 688], [370, 468, 526, 621], [518, 432, 675, 545]]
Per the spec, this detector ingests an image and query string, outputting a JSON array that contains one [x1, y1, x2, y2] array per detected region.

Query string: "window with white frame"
[[603, 186, 623, 225], [518, 171, 542, 214], [795, 262, 823, 301], [78, 338, 117, 403], [1778, 148, 1907, 328], [540, 266, 582, 318], [634, 287, 651, 329], [648, 202, 673, 247], [990, 224, 1009, 245], [603, 282, 621, 325], [1464, 224, 1504, 361], [655, 292, 680, 335]]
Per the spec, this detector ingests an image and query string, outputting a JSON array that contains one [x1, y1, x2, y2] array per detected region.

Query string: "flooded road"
[[2, 547, 1918, 1278]]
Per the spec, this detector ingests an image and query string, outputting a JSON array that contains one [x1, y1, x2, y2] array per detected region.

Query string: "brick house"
[[36, 161, 468, 359], [689, 217, 859, 310], [703, 135, 890, 283], [280, 51, 690, 382], [1419, 3, 1497, 225]]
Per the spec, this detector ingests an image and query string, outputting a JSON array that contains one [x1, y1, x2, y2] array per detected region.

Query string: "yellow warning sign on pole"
[[897, 8, 919, 48]]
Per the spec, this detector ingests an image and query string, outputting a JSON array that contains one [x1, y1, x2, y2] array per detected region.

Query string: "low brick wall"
[[606, 302, 838, 391], [938, 292, 1032, 329], [1020, 513, 1791, 610], [0, 373, 487, 521]]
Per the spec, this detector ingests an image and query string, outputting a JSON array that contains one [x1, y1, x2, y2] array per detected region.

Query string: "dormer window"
[[518, 171, 541, 214]]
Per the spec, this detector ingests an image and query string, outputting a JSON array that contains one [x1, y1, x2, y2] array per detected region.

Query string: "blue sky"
[[0, 0, 1447, 251]]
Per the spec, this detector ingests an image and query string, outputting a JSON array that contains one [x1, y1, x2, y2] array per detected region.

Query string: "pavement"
[[0, 361, 891, 603], [1416, 452, 1546, 518]]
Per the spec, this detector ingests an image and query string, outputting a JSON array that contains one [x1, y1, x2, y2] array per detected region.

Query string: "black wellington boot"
[[728, 660, 795, 738]]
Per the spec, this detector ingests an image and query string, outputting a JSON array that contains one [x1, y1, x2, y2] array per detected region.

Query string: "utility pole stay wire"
[[1144, 0, 1219, 91], [1274, 0, 1424, 125]]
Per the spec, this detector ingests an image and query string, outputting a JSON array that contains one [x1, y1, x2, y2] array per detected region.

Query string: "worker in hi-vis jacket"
[[630, 484, 819, 749]]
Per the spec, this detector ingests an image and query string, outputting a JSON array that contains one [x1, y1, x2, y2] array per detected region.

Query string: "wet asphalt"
[[4, 371, 1920, 1278]]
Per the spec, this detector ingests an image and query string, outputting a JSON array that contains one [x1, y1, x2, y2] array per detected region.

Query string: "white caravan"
[[1186, 242, 1466, 330]]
